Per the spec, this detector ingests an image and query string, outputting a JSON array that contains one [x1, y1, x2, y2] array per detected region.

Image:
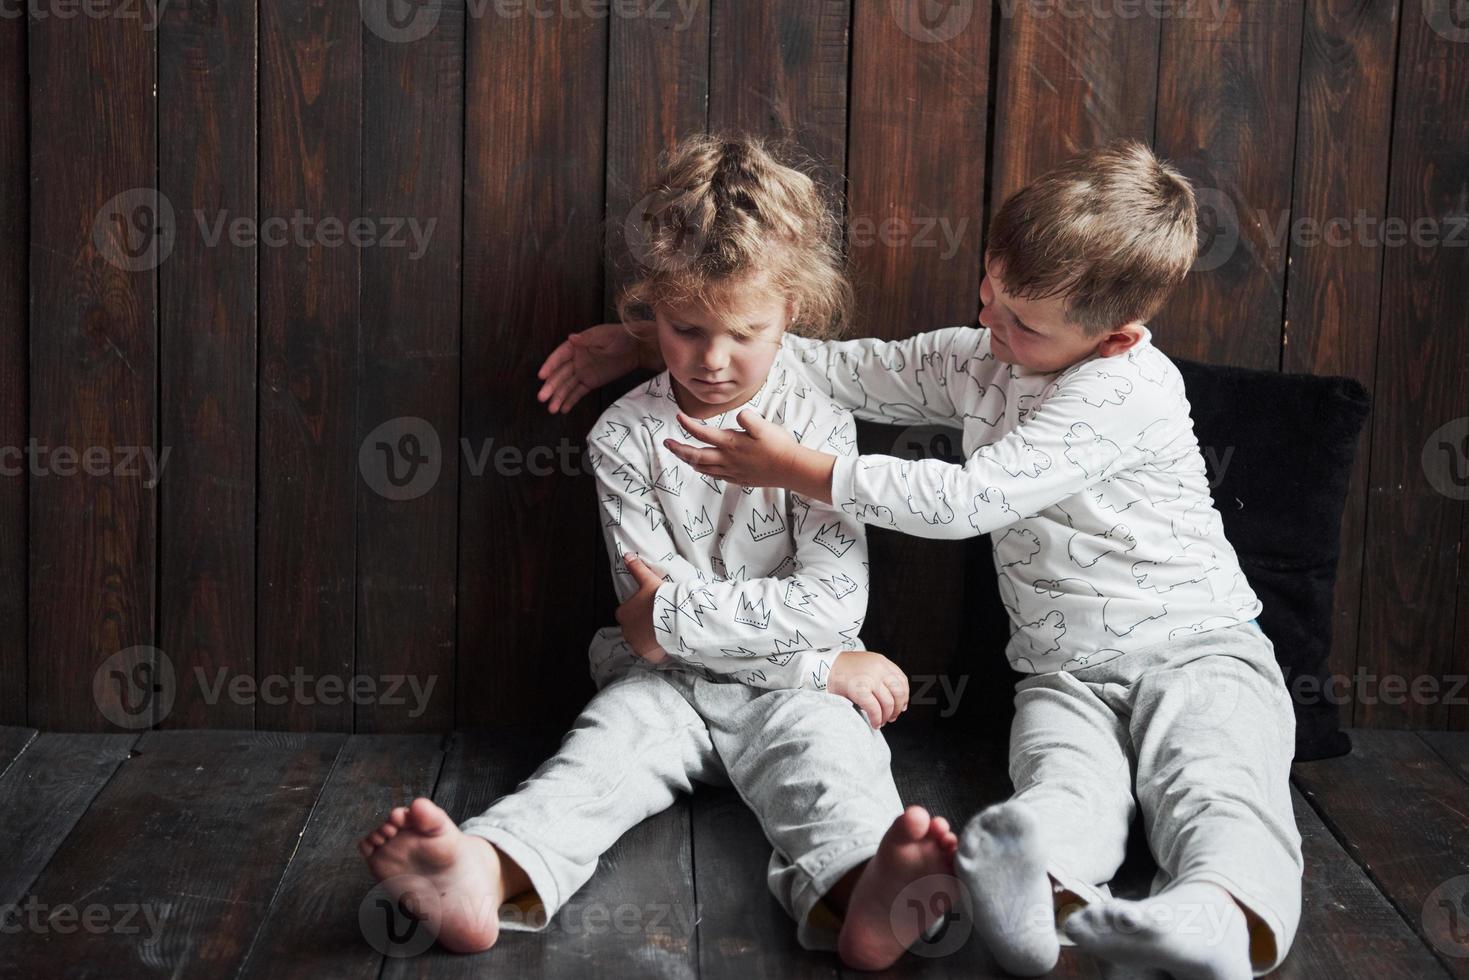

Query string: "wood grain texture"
[[1284, 781, 1453, 979], [844, 1, 992, 695], [238, 733, 445, 980], [0, 731, 344, 980], [28, 4, 159, 730], [1356, 0, 1469, 728], [355, 0, 463, 732], [989, 0, 1160, 209], [0, 726, 36, 775], [158, 0, 259, 729], [709, 0, 850, 209], [379, 728, 701, 979], [457, 6, 609, 729], [1152, 0, 1307, 369], [1293, 729, 1469, 976], [1281, 0, 1401, 731], [0, 732, 137, 908], [0, 12, 25, 727], [257, 0, 363, 730], [689, 785, 840, 980], [1420, 730, 1469, 785]]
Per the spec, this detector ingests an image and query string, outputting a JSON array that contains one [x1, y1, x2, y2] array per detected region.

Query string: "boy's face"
[[655, 282, 789, 419], [979, 258, 1141, 372]]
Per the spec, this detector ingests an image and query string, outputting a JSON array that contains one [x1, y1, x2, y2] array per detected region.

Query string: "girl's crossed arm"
[[591, 419, 904, 719]]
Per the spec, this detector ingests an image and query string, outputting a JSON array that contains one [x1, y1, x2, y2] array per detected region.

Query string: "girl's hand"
[[828, 651, 909, 728], [536, 323, 660, 414], [615, 555, 669, 664], [665, 410, 838, 504]]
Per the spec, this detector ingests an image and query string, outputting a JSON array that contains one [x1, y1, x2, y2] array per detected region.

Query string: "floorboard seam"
[[233, 733, 351, 980], [1291, 759, 1460, 979], [4, 732, 142, 909], [1417, 731, 1469, 790], [371, 731, 455, 980], [0, 726, 38, 782]]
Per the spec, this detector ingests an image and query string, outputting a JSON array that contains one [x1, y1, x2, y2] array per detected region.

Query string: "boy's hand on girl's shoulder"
[[536, 322, 659, 415], [828, 650, 909, 729], [616, 555, 669, 664], [666, 410, 838, 504]]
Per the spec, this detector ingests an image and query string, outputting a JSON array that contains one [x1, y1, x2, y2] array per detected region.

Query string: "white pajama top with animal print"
[[585, 345, 869, 690], [784, 327, 1261, 673]]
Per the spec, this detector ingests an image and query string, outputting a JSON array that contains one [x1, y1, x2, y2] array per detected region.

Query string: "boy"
[[543, 140, 1302, 980]]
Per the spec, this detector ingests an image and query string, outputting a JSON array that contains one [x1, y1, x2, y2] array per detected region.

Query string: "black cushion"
[[953, 358, 1370, 762]]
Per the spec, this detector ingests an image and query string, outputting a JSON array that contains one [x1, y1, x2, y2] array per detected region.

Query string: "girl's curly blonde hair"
[[616, 134, 852, 340]]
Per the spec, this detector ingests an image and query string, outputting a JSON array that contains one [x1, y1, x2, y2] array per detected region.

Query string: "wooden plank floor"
[[0, 727, 1465, 979]]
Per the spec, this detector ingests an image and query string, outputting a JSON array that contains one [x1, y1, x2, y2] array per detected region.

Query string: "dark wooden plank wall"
[[0, 11, 26, 725], [2, 0, 1465, 732]]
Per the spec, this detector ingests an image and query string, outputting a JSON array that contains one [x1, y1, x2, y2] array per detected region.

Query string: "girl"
[[360, 135, 962, 972]]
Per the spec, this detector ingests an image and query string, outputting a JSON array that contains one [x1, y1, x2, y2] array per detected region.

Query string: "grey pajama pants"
[[458, 666, 904, 951], [1008, 620, 1303, 975]]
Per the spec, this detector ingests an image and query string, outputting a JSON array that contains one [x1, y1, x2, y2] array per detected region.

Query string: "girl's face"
[[654, 283, 791, 419]]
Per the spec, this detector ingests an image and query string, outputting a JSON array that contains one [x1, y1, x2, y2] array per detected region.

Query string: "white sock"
[[955, 802, 1059, 976], [1063, 881, 1254, 980]]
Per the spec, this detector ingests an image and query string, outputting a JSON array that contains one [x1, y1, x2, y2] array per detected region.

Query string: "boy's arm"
[[782, 329, 983, 427], [833, 378, 1155, 539], [591, 425, 860, 692], [669, 369, 1158, 542]]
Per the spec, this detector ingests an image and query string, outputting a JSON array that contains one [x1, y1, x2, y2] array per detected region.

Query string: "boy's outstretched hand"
[[616, 555, 669, 664], [536, 323, 659, 414], [829, 650, 909, 728], [666, 410, 838, 504]]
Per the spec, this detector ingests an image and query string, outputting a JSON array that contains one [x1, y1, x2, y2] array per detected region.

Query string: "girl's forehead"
[[662, 287, 787, 329]]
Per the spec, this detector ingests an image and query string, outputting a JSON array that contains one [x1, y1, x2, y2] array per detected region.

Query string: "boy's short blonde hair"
[[616, 134, 852, 340], [986, 139, 1198, 335]]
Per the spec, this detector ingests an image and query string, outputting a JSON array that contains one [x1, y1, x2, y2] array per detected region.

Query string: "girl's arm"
[[590, 418, 863, 692]]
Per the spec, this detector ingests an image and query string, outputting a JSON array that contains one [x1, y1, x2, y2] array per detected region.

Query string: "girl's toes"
[[381, 824, 399, 840], [390, 807, 410, 826]]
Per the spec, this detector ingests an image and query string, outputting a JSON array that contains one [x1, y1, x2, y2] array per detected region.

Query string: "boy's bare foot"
[[837, 805, 962, 971], [956, 801, 1059, 976], [359, 797, 506, 953], [1064, 882, 1253, 980]]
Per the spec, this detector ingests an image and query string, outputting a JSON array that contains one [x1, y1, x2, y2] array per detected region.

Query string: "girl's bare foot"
[[359, 797, 506, 953], [837, 805, 962, 971]]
